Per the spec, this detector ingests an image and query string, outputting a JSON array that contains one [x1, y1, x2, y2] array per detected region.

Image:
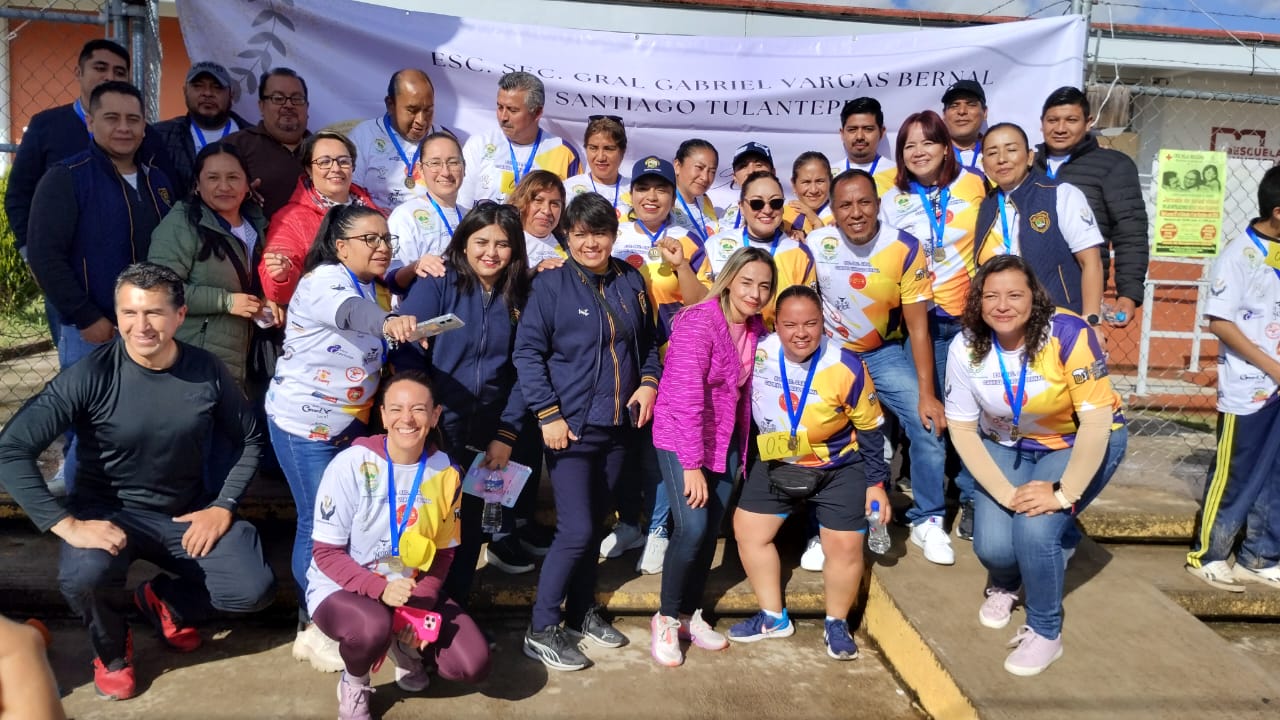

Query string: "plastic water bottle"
[[1101, 301, 1127, 324], [480, 472, 504, 534], [867, 500, 890, 554]]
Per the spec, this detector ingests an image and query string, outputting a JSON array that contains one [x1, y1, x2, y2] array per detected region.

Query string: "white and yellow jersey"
[[458, 126, 579, 205]]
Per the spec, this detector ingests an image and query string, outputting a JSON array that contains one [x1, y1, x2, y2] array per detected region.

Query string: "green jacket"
[[148, 199, 268, 385]]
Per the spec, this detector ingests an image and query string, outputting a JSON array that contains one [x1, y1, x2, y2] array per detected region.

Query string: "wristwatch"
[[1085, 313, 1102, 326]]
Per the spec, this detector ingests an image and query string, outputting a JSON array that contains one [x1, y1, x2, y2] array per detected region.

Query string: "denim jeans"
[[58, 506, 274, 662], [972, 425, 1128, 638], [56, 324, 108, 493], [859, 339, 948, 523], [269, 419, 345, 621], [616, 424, 672, 535], [917, 312, 975, 505], [654, 437, 738, 617]]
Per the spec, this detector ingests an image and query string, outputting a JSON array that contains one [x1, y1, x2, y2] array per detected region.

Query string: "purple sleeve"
[[654, 305, 715, 469], [312, 541, 389, 600], [409, 546, 455, 606]]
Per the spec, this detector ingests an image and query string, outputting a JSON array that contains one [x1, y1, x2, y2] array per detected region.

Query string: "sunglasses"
[[747, 198, 785, 212], [588, 114, 623, 123]]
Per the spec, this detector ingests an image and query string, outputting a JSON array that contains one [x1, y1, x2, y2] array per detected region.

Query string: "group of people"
[[0, 35, 1169, 719]]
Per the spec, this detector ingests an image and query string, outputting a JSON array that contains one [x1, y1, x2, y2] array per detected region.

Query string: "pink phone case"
[[392, 606, 442, 644]]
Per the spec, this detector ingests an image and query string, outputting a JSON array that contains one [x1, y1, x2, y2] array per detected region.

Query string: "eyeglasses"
[[588, 114, 623, 123], [312, 156, 354, 170], [747, 198, 785, 212], [263, 94, 308, 106], [341, 233, 398, 251], [421, 158, 464, 171]]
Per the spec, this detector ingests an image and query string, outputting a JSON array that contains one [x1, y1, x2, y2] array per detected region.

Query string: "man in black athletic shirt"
[[0, 263, 274, 701]]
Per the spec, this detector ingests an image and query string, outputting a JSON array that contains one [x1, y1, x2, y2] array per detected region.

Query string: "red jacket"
[[258, 178, 384, 304]]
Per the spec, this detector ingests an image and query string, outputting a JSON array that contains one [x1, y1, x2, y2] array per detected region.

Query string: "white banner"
[[177, 0, 1084, 195]]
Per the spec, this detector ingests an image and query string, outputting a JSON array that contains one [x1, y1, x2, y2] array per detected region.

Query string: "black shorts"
[[737, 459, 868, 532]]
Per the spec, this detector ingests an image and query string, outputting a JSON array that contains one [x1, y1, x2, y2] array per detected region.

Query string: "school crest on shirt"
[[484, 143, 497, 158], [820, 236, 839, 260], [1029, 211, 1051, 233], [410, 209, 433, 228], [718, 237, 737, 258], [754, 347, 768, 371], [895, 194, 911, 210], [572, 184, 588, 195], [159, 188, 172, 206], [375, 138, 387, 152], [359, 461, 380, 494]]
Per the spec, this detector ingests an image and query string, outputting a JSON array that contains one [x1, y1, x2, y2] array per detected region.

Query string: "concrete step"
[[866, 535, 1280, 720]]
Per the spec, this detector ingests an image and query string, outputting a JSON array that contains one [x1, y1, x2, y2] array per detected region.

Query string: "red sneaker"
[[133, 581, 201, 652], [93, 631, 136, 700]]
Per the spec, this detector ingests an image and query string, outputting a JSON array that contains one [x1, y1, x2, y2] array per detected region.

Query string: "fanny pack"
[[767, 461, 830, 499]]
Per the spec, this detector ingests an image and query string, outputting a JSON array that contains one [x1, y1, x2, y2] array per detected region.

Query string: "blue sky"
[[870, 1, 1280, 35]]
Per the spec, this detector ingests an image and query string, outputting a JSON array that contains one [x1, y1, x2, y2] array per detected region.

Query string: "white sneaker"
[[799, 535, 825, 572], [636, 531, 669, 575], [910, 517, 955, 565], [1232, 563, 1280, 588], [599, 522, 646, 559], [292, 624, 345, 673], [1185, 561, 1246, 592]]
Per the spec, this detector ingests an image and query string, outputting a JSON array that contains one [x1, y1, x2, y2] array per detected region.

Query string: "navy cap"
[[631, 156, 676, 187], [732, 141, 773, 169], [186, 61, 232, 88], [942, 79, 986, 106]]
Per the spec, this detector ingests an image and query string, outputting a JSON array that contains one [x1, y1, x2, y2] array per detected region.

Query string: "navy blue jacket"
[[974, 173, 1083, 313], [390, 266, 526, 450], [27, 142, 175, 329], [514, 257, 661, 435], [4, 102, 175, 251]]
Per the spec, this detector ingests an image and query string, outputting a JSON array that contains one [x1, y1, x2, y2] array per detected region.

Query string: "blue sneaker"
[[727, 609, 795, 643], [823, 619, 859, 660]]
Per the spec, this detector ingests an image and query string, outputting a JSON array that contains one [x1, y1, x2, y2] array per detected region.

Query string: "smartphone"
[[392, 606, 442, 644], [403, 313, 465, 343], [627, 400, 641, 427]]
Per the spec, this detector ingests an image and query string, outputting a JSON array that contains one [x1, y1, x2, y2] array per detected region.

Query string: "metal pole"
[[107, 0, 126, 45], [1137, 279, 1154, 396], [130, 9, 145, 106], [0, 8, 108, 25]]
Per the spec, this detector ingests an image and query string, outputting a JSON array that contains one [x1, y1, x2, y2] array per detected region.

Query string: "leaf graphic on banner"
[[229, 0, 295, 99]]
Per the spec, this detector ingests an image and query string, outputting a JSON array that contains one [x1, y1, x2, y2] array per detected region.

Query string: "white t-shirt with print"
[[305, 443, 461, 615], [265, 263, 386, 440], [387, 195, 464, 274], [348, 115, 429, 212], [525, 231, 566, 268], [1205, 228, 1280, 415], [565, 172, 632, 221]]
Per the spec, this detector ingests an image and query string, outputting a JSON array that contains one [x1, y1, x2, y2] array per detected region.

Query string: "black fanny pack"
[[767, 461, 829, 499]]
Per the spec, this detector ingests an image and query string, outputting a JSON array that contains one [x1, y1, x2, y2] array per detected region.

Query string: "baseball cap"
[[186, 61, 232, 88], [942, 79, 986, 106], [732, 141, 773, 170], [631, 156, 676, 187]]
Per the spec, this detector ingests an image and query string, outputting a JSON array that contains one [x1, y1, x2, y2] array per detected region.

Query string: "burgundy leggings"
[[312, 591, 491, 681]]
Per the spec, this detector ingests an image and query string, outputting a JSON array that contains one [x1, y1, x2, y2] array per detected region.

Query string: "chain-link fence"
[[1084, 70, 1280, 492], [0, 0, 159, 425]]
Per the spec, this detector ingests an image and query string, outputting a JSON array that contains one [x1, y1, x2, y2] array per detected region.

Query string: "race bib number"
[[757, 430, 812, 461]]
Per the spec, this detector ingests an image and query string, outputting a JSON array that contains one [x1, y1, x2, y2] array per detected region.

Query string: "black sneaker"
[[523, 625, 590, 671], [485, 535, 535, 574], [518, 521, 555, 558], [565, 606, 627, 648], [957, 501, 974, 542]]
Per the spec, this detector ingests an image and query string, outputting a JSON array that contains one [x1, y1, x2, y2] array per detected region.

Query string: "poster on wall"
[[1153, 149, 1227, 257]]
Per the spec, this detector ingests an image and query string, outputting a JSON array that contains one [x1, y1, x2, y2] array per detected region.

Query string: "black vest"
[[975, 174, 1083, 313]]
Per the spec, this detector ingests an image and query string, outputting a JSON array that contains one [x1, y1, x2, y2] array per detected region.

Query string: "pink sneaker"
[[337, 672, 375, 720], [978, 587, 1019, 629], [1004, 626, 1063, 676], [650, 613, 682, 667], [679, 609, 728, 651]]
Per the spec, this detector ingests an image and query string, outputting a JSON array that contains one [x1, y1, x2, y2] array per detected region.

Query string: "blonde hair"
[[701, 246, 777, 319]]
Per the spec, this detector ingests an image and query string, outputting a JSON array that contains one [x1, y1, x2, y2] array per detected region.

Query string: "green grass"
[[0, 297, 50, 352]]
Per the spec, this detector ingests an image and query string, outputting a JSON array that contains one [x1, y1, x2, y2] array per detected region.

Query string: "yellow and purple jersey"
[[880, 168, 986, 318], [806, 224, 932, 352], [781, 203, 835, 236], [833, 155, 898, 197], [612, 221, 710, 354], [458, 127, 580, 205], [944, 311, 1125, 451], [750, 334, 884, 468], [705, 228, 816, 330]]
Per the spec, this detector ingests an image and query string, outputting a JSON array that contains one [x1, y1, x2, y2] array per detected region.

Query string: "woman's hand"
[[865, 484, 891, 526], [627, 386, 658, 427], [396, 623, 431, 651], [262, 251, 292, 282], [380, 577, 416, 607], [481, 439, 513, 470], [918, 396, 947, 437], [682, 468, 708, 508], [1010, 481, 1062, 517], [265, 299, 287, 327], [413, 254, 447, 278], [383, 314, 419, 344], [657, 237, 686, 268], [535, 257, 565, 273], [541, 419, 577, 450], [227, 293, 263, 319]]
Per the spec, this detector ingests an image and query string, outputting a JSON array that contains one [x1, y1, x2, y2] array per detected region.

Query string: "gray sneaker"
[[523, 625, 589, 671], [566, 606, 627, 648]]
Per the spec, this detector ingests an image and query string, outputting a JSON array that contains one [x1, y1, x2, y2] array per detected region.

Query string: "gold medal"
[[933, 248, 946, 262], [788, 435, 798, 452], [1010, 425, 1020, 441], [387, 556, 404, 573], [648, 246, 662, 260], [404, 176, 416, 190]]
